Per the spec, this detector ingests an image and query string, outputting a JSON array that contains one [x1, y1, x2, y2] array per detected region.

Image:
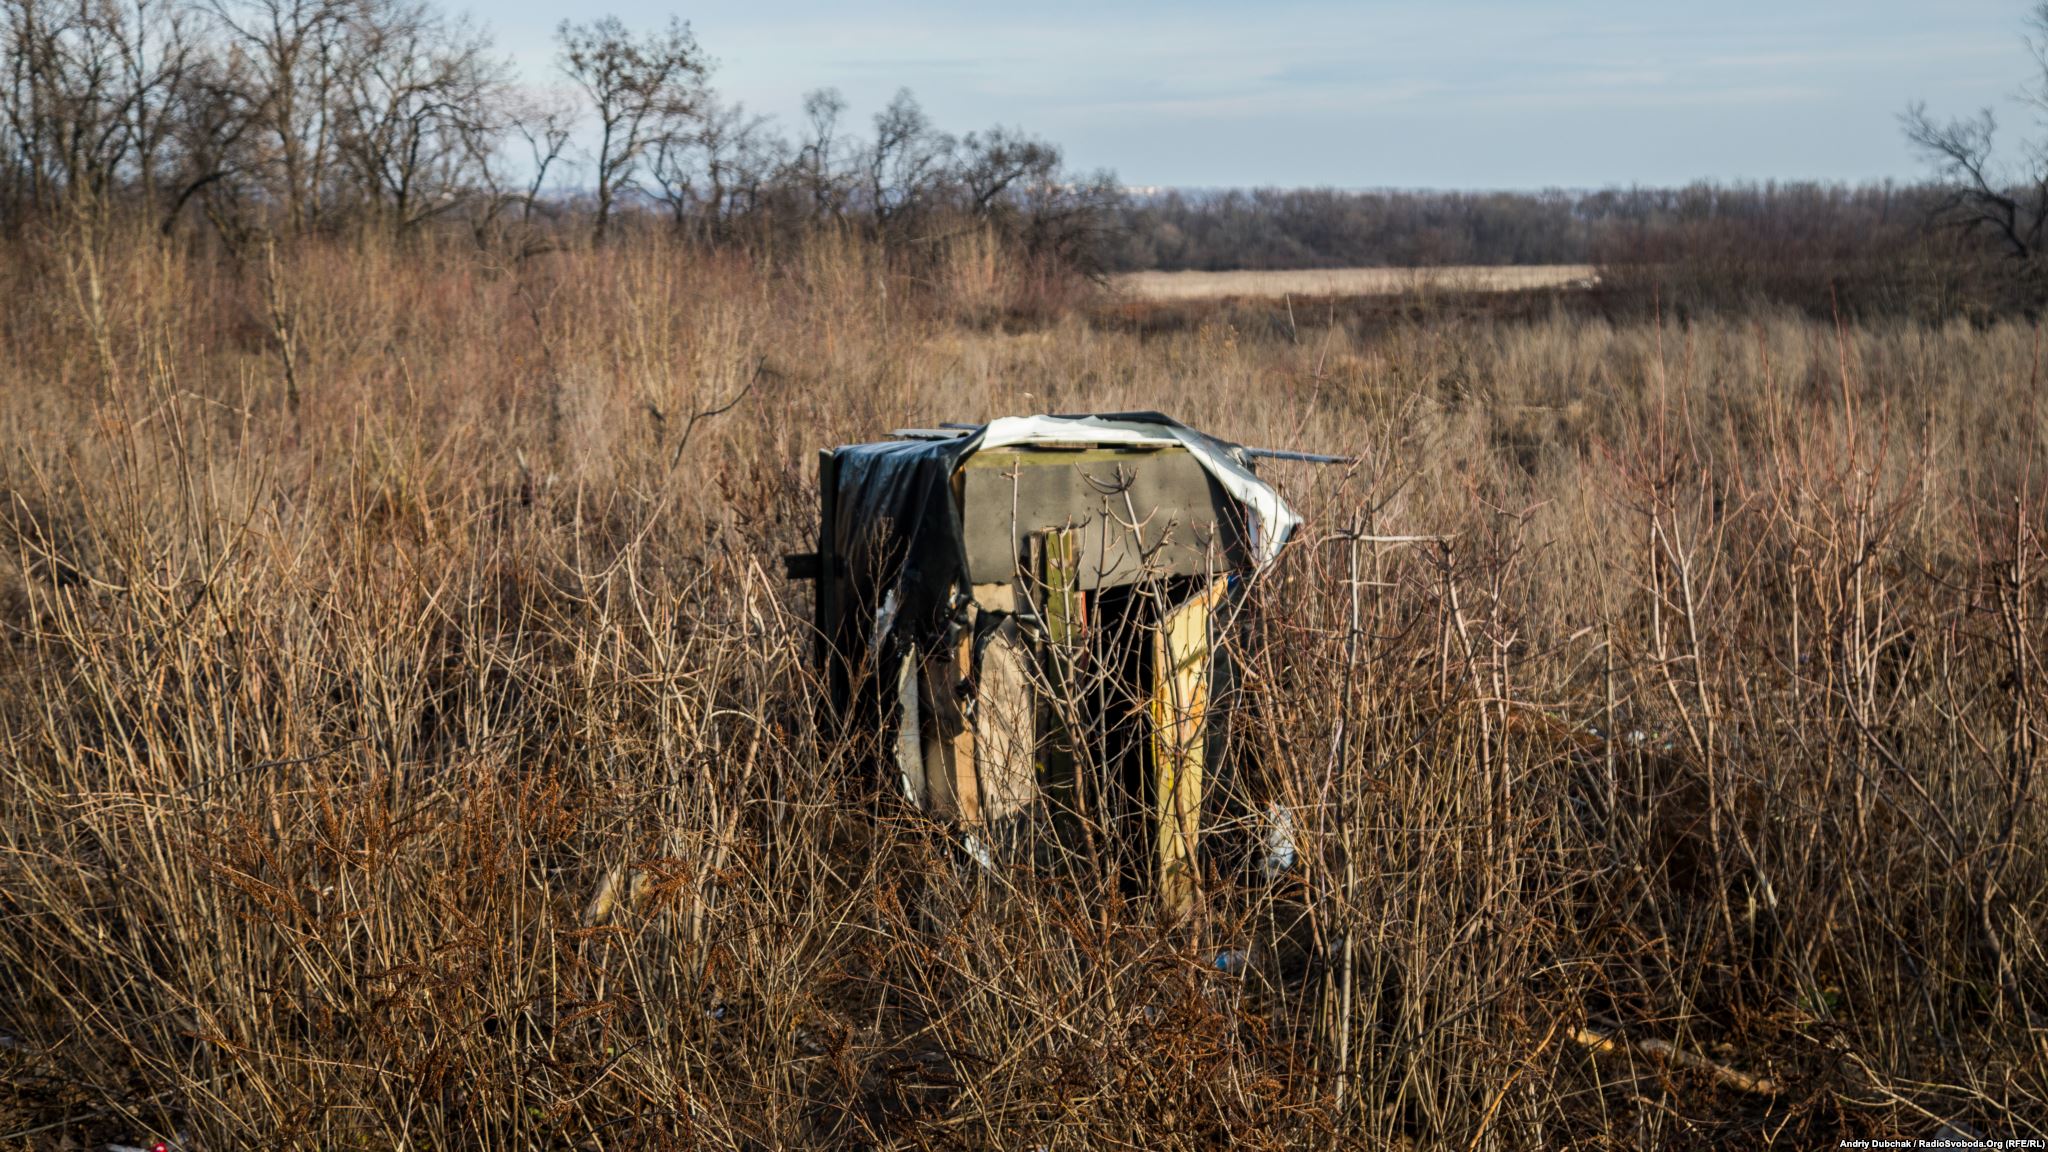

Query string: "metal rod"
[[1241, 446, 1355, 465]]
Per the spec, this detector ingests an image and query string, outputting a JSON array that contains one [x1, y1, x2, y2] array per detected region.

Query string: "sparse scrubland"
[[0, 223, 2044, 1150]]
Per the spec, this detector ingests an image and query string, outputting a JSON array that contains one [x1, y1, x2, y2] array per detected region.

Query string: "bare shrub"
[[0, 232, 2041, 1148]]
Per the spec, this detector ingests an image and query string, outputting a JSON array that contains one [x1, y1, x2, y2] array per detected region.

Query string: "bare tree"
[[329, 0, 505, 233], [1902, 105, 2048, 269], [1010, 166, 1124, 278], [1904, 2, 2048, 276], [208, 0, 357, 233], [951, 121, 1123, 277], [1, 0, 197, 220], [156, 42, 257, 238], [646, 93, 774, 242], [556, 14, 705, 243], [957, 125, 1058, 215], [508, 89, 570, 222], [862, 87, 951, 233], [791, 86, 846, 220]]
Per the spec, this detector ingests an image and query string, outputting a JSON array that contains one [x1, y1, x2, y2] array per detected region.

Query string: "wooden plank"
[[1037, 529, 1085, 644], [894, 647, 926, 806], [1152, 580, 1223, 917], [973, 617, 1037, 821], [975, 576, 1038, 818], [1032, 531, 1083, 811], [971, 581, 1016, 613], [920, 628, 980, 824]]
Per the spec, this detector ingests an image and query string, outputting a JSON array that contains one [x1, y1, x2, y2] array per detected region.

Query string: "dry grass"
[[1112, 264, 1598, 301], [0, 225, 2042, 1149]]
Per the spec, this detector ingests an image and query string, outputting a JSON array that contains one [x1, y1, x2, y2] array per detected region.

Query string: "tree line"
[[1108, 182, 1963, 272], [0, 0, 1120, 270], [5, 0, 2040, 313], [1106, 182, 2034, 316]]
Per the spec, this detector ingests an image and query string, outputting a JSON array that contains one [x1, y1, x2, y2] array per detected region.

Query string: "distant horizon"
[[480, 0, 2040, 190], [560, 176, 1954, 204], [1112, 178, 1940, 196]]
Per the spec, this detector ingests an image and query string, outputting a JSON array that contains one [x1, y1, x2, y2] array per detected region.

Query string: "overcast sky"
[[485, 0, 2043, 190]]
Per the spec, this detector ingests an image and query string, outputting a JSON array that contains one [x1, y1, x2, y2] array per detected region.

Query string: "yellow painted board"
[[1152, 581, 1223, 916], [1038, 529, 1084, 645]]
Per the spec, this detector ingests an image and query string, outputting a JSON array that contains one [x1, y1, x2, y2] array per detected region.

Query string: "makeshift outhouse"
[[785, 413, 1304, 911]]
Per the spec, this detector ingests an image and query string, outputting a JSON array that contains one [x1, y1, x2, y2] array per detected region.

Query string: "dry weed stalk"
[[0, 231, 2039, 1148]]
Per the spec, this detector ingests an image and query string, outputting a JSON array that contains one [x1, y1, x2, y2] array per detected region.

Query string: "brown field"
[[0, 229, 2043, 1148], [1113, 264, 1600, 300]]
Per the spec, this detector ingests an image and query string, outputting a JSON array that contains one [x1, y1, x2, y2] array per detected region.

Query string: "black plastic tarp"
[[828, 411, 1299, 670], [829, 432, 979, 663]]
